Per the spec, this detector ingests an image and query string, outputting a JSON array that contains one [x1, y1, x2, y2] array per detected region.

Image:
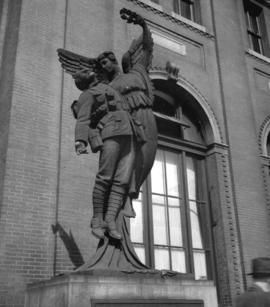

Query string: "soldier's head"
[[97, 51, 120, 81], [73, 68, 96, 91]]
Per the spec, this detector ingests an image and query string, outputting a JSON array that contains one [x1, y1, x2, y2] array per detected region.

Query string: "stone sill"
[[139, 0, 207, 34], [139, 0, 163, 11], [171, 11, 206, 33], [246, 49, 270, 65]]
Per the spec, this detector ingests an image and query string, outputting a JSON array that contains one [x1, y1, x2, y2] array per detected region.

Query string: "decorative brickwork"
[[126, 0, 214, 39], [258, 116, 270, 216], [206, 145, 244, 307]]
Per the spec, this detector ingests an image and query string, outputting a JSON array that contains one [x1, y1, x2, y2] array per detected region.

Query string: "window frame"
[[173, 0, 201, 24], [131, 135, 214, 280], [243, 0, 270, 56]]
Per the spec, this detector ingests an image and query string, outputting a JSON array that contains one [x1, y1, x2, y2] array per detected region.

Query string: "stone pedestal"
[[25, 270, 218, 307]]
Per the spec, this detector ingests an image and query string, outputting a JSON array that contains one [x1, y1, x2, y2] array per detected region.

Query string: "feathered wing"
[[57, 48, 97, 76]]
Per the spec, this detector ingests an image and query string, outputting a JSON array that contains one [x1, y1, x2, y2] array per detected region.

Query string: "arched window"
[[267, 133, 270, 157], [130, 79, 214, 280]]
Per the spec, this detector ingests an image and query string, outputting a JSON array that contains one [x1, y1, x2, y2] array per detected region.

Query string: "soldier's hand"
[[75, 141, 88, 155], [133, 14, 145, 26]]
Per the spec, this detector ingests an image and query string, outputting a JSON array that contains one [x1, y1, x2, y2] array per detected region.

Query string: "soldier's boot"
[[91, 185, 107, 239], [105, 191, 124, 240]]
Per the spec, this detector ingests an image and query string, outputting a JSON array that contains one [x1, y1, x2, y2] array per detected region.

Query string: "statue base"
[[25, 269, 218, 307]]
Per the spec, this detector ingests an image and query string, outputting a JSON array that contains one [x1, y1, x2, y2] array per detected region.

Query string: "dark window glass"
[[181, 0, 194, 20], [243, 0, 269, 56], [267, 133, 270, 156], [173, 0, 201, 23]]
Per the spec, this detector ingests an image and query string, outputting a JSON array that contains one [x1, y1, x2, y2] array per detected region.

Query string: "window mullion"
[[163, 150, 173, 271], [181, 152, 195, 275], [145, 177, 155, 268]]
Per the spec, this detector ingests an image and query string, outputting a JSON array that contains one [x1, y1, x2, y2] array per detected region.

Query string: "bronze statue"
[[97, 8, 158, 203], [57, 9, 157, 270]]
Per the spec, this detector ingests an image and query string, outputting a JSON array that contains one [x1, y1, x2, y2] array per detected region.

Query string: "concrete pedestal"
[[25, 270, 218, 307]]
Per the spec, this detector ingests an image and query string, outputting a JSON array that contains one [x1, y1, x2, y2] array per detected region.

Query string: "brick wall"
[[0, 0, 66, 305], [0, 0, 270, 306]]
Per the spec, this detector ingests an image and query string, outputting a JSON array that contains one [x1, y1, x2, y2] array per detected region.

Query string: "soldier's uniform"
[[74, 82, 138, 239]]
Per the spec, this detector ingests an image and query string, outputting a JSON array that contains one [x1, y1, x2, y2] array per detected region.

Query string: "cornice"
[[126, 0, 215, 40]]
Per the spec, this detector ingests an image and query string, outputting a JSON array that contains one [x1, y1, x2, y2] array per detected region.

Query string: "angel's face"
[[99, 58, 115, 73]]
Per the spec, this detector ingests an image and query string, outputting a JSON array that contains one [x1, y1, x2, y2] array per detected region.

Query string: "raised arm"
[[120, 8, 153, 71], [139, 16, 153, 53]]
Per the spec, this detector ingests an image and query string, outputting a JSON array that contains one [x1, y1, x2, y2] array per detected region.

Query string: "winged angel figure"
[[57, 8, 157, 270]]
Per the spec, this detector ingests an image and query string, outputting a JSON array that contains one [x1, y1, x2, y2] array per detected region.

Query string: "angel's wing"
[[57, 48, 97, 76]]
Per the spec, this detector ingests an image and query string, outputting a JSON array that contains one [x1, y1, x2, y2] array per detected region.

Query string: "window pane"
[[134, 246, 146, 264], [151, 150, 165, 194], [152, 194, 165, 205], [193, 250, 207, 280], [154, 248, 170, 270], [174, 0, 180, 14], [165, 151, 180, 197], [181, 0, 193, 20], [190, 201, 203, 249], [250, 34, 262, 53], [130, 199, 143, 243], [168, 197, 180, 207], [171, 249, 186, 273], [152, 203, 168, 245], [186, 156, 196, 200], [250, 15, 259, 34], [169, 207, 183, 246]]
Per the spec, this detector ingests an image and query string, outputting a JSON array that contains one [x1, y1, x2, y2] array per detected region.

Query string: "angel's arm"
[[120, 9, 153, 71], [138, 16, 153, 54]]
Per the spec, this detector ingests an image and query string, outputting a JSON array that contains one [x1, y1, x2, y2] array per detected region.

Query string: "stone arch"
[[258, 115, 270, 156], [149, 69, 223, 145]]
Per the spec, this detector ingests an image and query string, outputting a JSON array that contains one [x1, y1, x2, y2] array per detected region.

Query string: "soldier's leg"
[[91, 184, 108, 239], [91, 138, 120, 239], [105, 136, 135, 240]]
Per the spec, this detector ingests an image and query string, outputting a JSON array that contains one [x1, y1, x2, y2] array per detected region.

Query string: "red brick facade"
[[0, 0, 270, 306]]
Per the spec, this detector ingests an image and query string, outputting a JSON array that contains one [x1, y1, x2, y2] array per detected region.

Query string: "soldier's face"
[[100, 58, 115, 73]]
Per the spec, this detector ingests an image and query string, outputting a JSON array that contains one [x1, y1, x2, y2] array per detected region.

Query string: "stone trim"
[[246, 49, 270, 66], [219, 151, 243, 297], [260, 155, 270, 215], [149, 68, 223, 144], [258, 115, 270, 156], [126, 0, 215, 39], [206, 148, 244, 306], [258, 117, 270, 226]]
